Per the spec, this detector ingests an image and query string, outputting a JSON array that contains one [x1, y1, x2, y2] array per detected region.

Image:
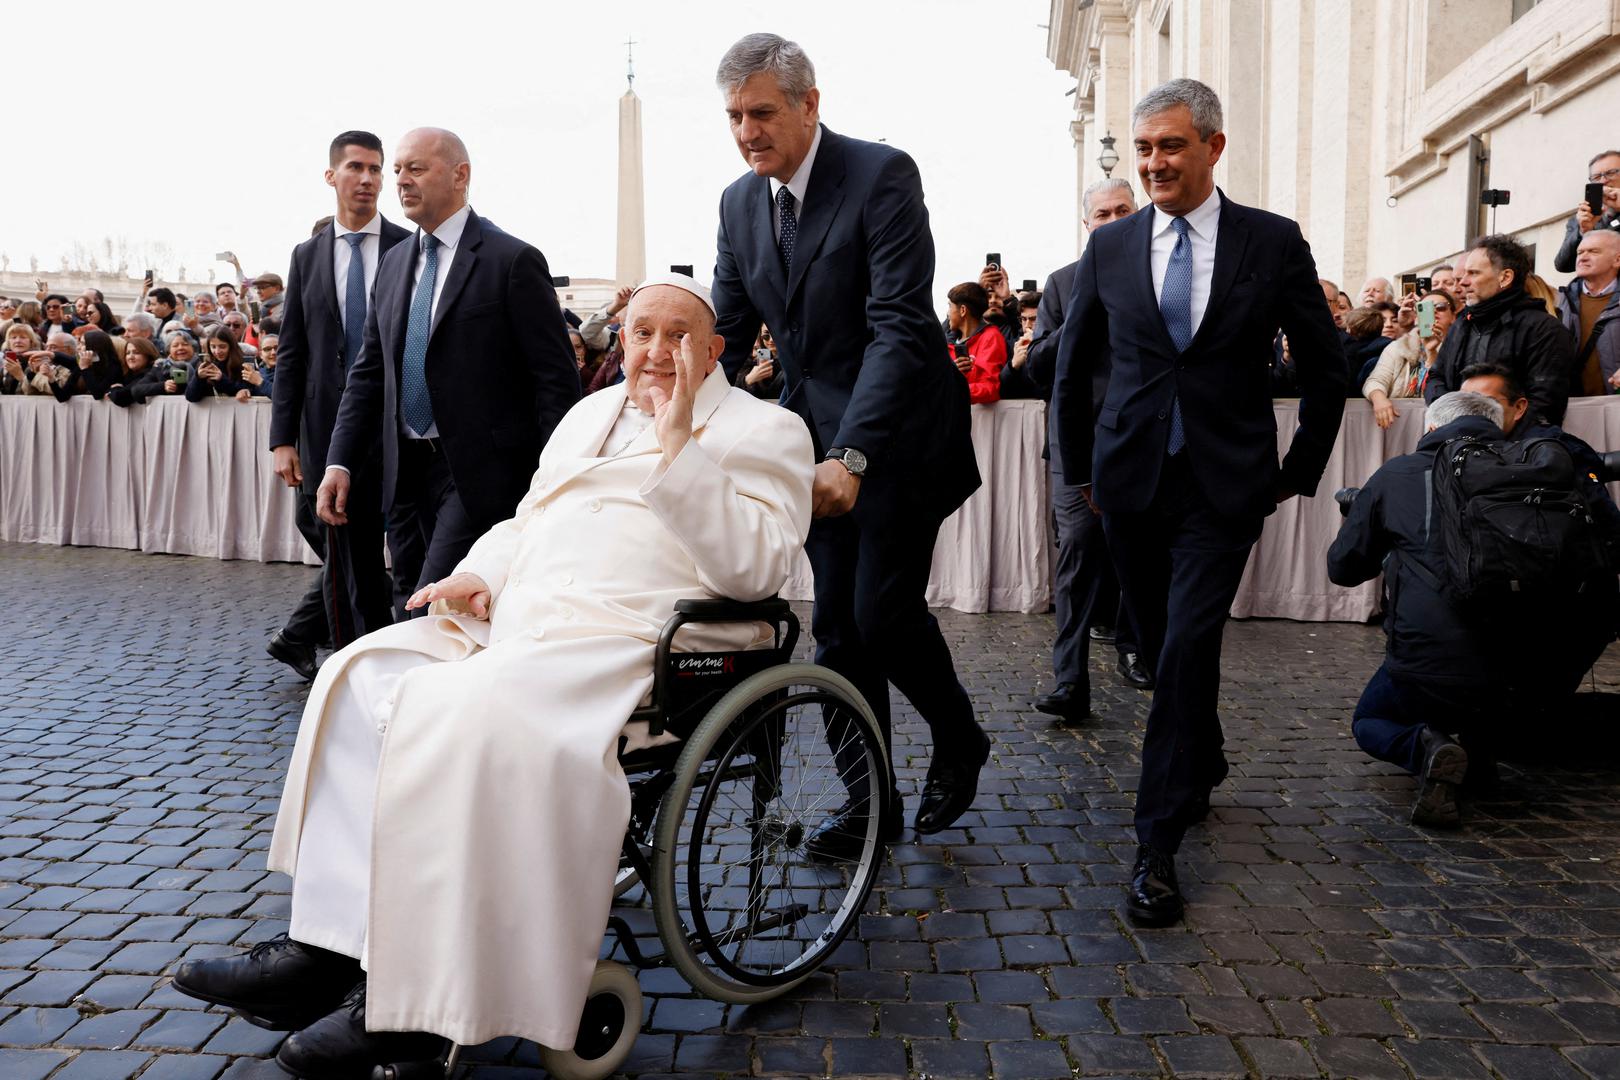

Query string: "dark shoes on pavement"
[[278, 981, 445, 1080], [171, 933, 362, 1030], [1125, 843, 1184, 927], [805, 797, 903, 862], [1117, 652, 1155, 690], [1088, 625, 1116, 643], [267, 630, 319, 682], [1034, 682, 1092, 724], [915, 729, 992, 835], [1412, 725, 1468, 829]]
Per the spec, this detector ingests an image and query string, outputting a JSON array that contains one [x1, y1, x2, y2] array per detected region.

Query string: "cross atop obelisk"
[[616, 35, 646, 287]]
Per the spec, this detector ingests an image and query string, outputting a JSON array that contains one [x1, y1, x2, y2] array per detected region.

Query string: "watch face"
[[845, 449, 868, 475]]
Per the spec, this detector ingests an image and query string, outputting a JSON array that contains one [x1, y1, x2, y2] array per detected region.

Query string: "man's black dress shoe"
[[278, 981, 445, 1080], [1125, 844, 1184, 927], [267, 630, 319, 682], [1117, 652, 1155, 690], [805, 799, 903, 862], [1033, 683, 1091, 723], [171, 933, 362, 1030], [1088, 625, 1116, 643], [915, 731, 992, 835]]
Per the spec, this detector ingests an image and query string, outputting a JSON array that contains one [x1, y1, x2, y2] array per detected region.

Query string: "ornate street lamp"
[[1097, 132, 1120, 178]]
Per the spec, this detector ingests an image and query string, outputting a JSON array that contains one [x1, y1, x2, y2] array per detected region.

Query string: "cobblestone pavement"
[[4, 541, 1620, 1079]]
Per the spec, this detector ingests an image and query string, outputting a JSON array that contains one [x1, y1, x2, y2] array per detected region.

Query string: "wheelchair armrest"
[[672, 597, 791, 622]]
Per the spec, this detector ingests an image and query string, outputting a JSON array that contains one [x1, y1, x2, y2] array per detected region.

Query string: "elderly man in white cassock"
[[172, 274, 815, 1078]]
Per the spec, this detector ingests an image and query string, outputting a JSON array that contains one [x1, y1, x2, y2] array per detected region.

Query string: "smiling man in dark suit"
[[318, 127, 580, 612], [710, 33, 989, 857], [268, 131, 410, 678], [1053, 79, 1347, 927]]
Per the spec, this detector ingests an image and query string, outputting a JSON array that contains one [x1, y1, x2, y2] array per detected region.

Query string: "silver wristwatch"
[[825, 447, 868, 477]]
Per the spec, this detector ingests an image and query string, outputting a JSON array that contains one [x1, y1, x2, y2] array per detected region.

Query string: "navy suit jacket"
[[326, 208, 581, 522], [270, 216, 411, 494], [711, 125, 979, 515], [1052, 192, 1347, 517]]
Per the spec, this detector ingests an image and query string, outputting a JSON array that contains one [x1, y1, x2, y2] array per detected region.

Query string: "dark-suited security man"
[[1005, 177, 1152, 725], [710, 33, 990, 857], [317, 128, 580, 608], [268, 131, 411, 678], [1053, 79, 1347, 927]]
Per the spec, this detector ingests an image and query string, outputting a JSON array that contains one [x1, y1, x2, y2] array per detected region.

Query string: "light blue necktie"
[[776, 187, 798, 270], [1160, 216, 1193, 455], [401, 234, 439, 436], [342, 233, 367, 371]]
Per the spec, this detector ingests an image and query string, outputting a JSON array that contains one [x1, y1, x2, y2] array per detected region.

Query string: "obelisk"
[[615, 37, 646, 288]]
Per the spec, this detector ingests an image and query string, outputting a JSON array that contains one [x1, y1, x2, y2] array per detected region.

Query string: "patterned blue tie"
[[1160, 216, 1193, 455], [776, 187, 798, 270], [400, 234, 439, 436], [342, 232, 367, 371]]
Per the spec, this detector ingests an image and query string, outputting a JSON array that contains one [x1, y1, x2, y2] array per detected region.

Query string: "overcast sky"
[[12, 0, 1083, 311]]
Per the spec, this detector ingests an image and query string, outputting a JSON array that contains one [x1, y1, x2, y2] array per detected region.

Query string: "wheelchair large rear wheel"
[[650, 663, 888, 1004]]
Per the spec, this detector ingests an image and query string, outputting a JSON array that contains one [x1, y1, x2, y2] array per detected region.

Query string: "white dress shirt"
[[598, 396, 655, 457], [769, 124, 823, 242], [401, 203, 473, 440], [1149, 188, 1221, 338], [332, 212, 383, 335]]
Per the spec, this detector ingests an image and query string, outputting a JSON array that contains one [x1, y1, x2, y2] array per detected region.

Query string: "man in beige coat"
[[173, 276, 816, 1077]]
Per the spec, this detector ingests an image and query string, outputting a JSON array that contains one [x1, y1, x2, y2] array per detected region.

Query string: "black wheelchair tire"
[[649, 662, 888, 1004]]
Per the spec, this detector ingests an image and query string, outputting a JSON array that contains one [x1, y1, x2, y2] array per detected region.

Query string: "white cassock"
[[266, 369, 814, 1050]]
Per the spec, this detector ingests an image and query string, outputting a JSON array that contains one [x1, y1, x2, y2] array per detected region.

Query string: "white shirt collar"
[[1582, 277, 1618, 298], [422, 203, 472, 252], [334, 213, 382, 239], [1151, 187, 1221, 240], [770, 124, 824, 209]]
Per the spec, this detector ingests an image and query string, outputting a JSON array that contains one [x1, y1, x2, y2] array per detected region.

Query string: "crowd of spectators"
[[0, 274, 280, 408]]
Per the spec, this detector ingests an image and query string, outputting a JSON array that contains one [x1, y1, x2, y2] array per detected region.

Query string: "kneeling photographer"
[[1327, 391, 1620, 829]]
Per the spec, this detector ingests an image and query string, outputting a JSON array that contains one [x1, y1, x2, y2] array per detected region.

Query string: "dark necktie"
[[776, 187, 798, 270], [342, 232, 367, 370], [401, 234, 440, 436], [1160, 216, 1193, 455]]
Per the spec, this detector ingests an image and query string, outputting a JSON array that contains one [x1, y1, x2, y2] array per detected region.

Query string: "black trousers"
[[284, 475, 395, 647], [389, 439, 493, 620], [1103, 454, 1263, 854], [1051, 464, 1138, 693], [805, 475, 982, 807]]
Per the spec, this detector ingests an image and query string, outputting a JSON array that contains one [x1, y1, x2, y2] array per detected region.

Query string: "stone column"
[[615, 89, 646, 288]]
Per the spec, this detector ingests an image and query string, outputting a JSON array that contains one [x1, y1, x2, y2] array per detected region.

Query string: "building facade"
[[1046, 0, 1620, 289]]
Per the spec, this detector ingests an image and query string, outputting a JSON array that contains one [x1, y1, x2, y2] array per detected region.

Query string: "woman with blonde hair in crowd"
[[1362, 289, 1461, 429], [2, 323, 42, 393]]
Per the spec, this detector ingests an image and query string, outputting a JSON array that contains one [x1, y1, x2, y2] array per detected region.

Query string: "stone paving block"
[[1237, 1036, 1318, 1078], [0, 1048, 72, 1080], [132, 1009, 228, 1050], [1156, 1034, 1245, 1077], [47, 1049, 153, 1079], [911, 1036, 990, 1078], [129, 1054, 229, 1080], [987, 1038, 1072, 1080], [1309, 1035, 1409, 1080], [1474, 1044, 1588, 1080]]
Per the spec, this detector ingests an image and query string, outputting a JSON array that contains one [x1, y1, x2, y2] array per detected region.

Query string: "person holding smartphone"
[[184, 328, 254, 402], [1361, 289, 1459, 428], [944, 281, 1007, 404], [1556, 150, 1620, 273], [735, 326, 784, 399]]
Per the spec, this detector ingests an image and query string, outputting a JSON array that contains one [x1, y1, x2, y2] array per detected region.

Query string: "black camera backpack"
[[1429, 433, 1612, 605]]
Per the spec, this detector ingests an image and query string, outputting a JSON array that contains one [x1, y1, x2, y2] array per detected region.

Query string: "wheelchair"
[[377, 598, 891, 1080]]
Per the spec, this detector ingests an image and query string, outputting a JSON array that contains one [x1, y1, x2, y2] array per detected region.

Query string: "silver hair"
[[1427, 390, 1504, 431], [124, 313, 158, 334], [47, 331, 76, 350], [716, 33, 816, 104], [1132, 78, 1223, 141], [1082, 178, 1135, 217], [193, 291, 215, 303]]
